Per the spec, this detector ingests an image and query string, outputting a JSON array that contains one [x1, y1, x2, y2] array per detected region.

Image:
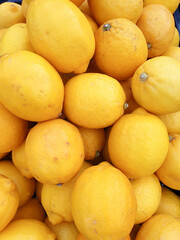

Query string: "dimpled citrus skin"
[[0, 50, 64, 122], [158, 110, 180, 134], [41, 161, 91, 225], [131, 174, 162, 224], [0, 23, 34, 56], [135, 214, 180, 240], [156, 134, 180, 190], [0, 103, 27, 153], [0, 2, 25, 29], [0, 219, 56, 240], [108, 113, 169, 179], [88, 0, 143, 25], [143, 0, 179, 14], [0, 161, 35, 207], [131, 56, 180, 115], [94, 18, 148, 81], [136, 5, 175, 58], [0, 175, 19, 231], [13, 198, 46, 222], [64, 73, 126, 129], [26, 0, 95, 74], [25, 119, 85, 185], [71, 162, 137, 240]]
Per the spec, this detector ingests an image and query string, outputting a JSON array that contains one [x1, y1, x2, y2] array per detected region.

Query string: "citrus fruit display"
[[0, 0, 180, 239]]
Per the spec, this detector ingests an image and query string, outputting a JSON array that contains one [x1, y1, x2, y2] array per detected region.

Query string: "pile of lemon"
[[0, 0, 180, 239]]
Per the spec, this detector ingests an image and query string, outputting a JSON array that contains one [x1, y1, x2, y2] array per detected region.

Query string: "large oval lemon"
[[0, 50, 64, 122], [26, 0, 95, 73]]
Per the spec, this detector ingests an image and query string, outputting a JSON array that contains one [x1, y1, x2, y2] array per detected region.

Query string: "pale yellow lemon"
[[0, 23, 34, 56], [0, 2, 25, 29]]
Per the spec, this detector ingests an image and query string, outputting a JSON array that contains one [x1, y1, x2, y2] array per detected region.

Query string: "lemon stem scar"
[[139, 72, 148, 82], [147, 43, 152, 49], [103, 24, 111, 31], [124, 102, 129, 110], [57, 183, 63, 186], [95, 151, 100, 158], [169, 135, 174, 142]]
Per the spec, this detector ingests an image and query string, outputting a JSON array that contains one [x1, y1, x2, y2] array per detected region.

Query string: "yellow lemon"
[[0, 2, 25, 29], [161, 46, 180, 61], [0, 174, 19, 231], [0, 23, 34, 56], [0, 102, 27, 153], [26, 0, 95, 74], [108, 112, 169, 179], [71, 162, 137, 240], [13, 198, 46, 222], [0, 219, 56, 240], [131, 174, 162, 224], [0, 28, 7, 40], [143, 0, 179, 14], [0, 50, 64, 122], [12, 140, 33, 179], [0, 160, 35, 207], [45, 218, 79, 240], [155, 186, 180, 219], [171, 27, 180, 46], [136, 214, 180, 240], [88, 0, 143, 25], [41, 161, 91, 225], [94, 18, 148, 81], [131, 56, 180, 114], [78, 127, 105, 160], [64, 73, 126, 129], [156, 134, 180, 190], [25, 119, 85, 184], [158, 110, 180, 134]]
